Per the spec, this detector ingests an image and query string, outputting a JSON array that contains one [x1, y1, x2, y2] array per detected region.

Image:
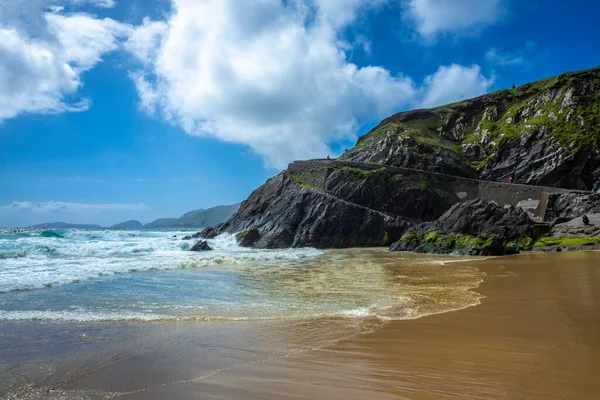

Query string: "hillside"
[[341, 66, 600, 190], [110, 220, 144, 229], [145, 203, 241, 228], [223, 66, 600, 250]]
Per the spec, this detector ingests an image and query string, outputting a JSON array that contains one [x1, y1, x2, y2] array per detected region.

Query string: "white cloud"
[[127, 0, 489, 169], [406, 0, 505, 39], [0, 1, 130, 122], [0, 201, 150, 227], [70, 0, 117, 8], [312, 0, 388, 28], [0, 0, 496, 169], [485, 42, 537, 67], [420, 64, 495, 108], [485, 48, 523, 66]]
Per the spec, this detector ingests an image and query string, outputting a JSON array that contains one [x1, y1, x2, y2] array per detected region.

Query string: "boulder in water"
[[190, 240, 212, 251]]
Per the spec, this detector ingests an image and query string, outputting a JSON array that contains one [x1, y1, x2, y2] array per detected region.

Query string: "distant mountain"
[[110, 220, 144, 229], [144, 203, 241, 229], [32, 222, 102, 229]]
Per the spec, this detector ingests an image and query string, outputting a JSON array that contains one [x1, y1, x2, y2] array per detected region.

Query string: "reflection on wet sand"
[[195, 252, 600, 400]]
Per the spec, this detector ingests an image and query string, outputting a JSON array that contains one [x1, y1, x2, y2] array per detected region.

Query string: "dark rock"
[[198, 226, 219, 239], [182, 227, 219, 241], [343, 132, 478, 179], [223, 161, 469, 248], [422, 199, 536, 242], [236, 228, 261, 247], [548, 213, 600, 237], [390, 199, 536, 256], [544, 192, 600, 220], [550, 217, 575, 228], [341, 66, 600, 191], [190, 240, 212, 251]]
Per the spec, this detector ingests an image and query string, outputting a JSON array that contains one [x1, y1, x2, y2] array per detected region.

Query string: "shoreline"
[[181, 251, 599, 400], [131, 251, 600, 399], [3, 251, 599, 399]]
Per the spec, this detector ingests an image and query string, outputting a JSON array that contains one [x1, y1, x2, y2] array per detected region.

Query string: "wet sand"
[[5, 251, 600, 399], [161, 251, 599, 400]]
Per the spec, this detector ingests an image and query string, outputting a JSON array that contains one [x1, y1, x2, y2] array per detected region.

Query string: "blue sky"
[[1, 0, 599, 227]]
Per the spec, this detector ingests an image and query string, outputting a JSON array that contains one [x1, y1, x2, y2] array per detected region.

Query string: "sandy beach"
[[167, 251, 599, 400], [4, 251, 590, 399]]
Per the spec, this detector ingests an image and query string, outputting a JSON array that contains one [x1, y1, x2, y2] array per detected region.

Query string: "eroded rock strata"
[[342, 67, 600, 190], [390, 199, 536, 256]]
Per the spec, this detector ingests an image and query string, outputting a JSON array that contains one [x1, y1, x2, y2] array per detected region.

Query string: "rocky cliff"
[[224, 161, 468, 248], [390, 199, 537, 256], [225, 66, 600, 250], [342, 66, 600, 190]]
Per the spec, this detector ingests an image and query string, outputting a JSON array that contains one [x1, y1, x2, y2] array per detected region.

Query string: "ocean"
[[0, 228, 486, 398]]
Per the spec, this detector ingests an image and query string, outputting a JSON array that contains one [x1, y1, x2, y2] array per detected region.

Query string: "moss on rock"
[[394, 231, 521, 256], [533, 236, 600, 247]]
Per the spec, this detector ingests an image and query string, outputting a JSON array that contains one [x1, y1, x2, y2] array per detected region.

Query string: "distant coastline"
[[24, 203, 240, 230]]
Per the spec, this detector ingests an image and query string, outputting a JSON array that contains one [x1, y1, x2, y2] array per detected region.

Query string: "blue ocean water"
[[0, 229, 484, 323]]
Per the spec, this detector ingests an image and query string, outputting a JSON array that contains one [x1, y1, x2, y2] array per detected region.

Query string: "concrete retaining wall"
[[290, 160, 577, 221]]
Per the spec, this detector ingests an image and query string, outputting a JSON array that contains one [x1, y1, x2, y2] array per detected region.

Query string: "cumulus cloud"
[[420, 64, 495, 108], [0, 201, 150, 227], [126, 0, 493, 168], [0, 0, 496, 168], [406, 0, 505, 39], [0, 0, 130, 122]]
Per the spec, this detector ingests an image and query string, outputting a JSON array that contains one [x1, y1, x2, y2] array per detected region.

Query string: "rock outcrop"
[[223, 66, 600, 251], [509, 191, 600, 252], [342, 66, 600, 190], [224, 161, 465, 248], [543, 192, 600, 220], [190, 240, 212, 251], [182, 226, 220, 241], [390, 199, 536, 255]]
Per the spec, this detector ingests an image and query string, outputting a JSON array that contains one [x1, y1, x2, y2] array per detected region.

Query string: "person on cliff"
[[507, 176, 514, 184]]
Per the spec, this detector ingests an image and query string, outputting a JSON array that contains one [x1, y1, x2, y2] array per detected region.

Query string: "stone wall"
[[289, 160, 576, 221]]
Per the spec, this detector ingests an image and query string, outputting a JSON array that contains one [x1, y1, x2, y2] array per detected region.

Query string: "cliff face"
[[225, 67, 600, 249], [224, 161, 464, 248], [342, 67, 600, 190]]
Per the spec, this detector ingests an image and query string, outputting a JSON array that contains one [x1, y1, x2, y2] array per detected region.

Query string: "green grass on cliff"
[[291, 174, 318, 189], [334, 166, 387, 181], [348, 66, 600, 169]]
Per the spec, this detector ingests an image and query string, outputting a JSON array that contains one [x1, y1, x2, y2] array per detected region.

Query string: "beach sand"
[[6, 251, 600, 399], [170, 251, 600, 400]]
